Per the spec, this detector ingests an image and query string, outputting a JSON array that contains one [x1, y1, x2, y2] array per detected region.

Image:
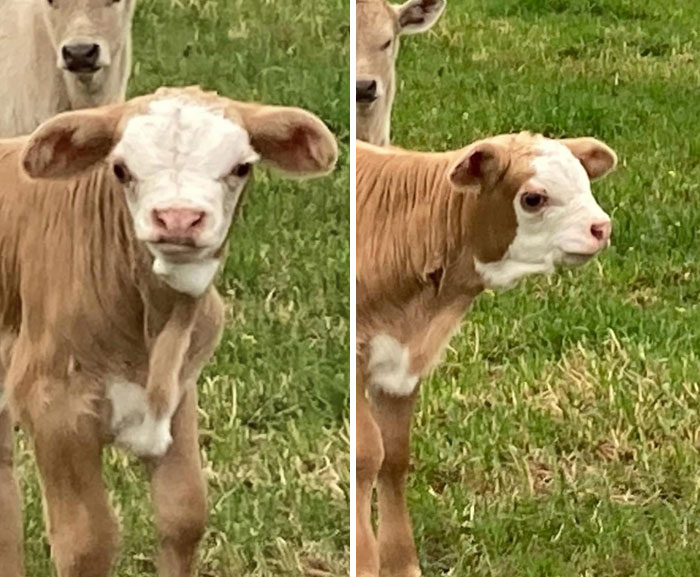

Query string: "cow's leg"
[[31, 390, 118, 577], [357, 373, 384, 577], [372, 389, 420, 577], [0, 404, 24, 577], [148, 387, 206, 577]]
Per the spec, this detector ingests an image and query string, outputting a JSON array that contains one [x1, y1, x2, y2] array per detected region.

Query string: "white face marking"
[[111, 98, 259, 292], [368, 334, 418, 396], [476, 137, 611, 289], [107, 379, 173, 458]]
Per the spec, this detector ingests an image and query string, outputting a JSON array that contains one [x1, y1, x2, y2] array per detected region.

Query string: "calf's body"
[[356, 135, 616, 577], [0, 87, 337, 577]]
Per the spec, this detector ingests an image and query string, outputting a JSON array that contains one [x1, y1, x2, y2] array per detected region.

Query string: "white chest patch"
[[107, 380, 173, 458], [474, 255, 555, 289], [367, 334, 419, 396], [152, 257, 220, 297]]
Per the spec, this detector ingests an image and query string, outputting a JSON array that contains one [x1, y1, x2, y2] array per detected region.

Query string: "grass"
[[16, 0, 349, 575], [390, 0, 700, 575]]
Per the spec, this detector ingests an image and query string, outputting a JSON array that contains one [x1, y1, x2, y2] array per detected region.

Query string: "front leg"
[[148, 387, 206, 577], [114, 297, 200, 458], [372, 389, 420, 577], [148, 288, 223, 576]]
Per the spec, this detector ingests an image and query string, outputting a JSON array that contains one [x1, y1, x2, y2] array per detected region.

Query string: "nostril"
[[152, 209, 168, 231], [356, 79, 378, 102], [62, 43, 100, 70], [590, 221, 611, 241]]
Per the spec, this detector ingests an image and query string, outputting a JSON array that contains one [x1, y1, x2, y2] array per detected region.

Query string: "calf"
[[356, 0, 445, 145], [0, 86, 337, 577], [0, 0, 135, 137], [356, 133, 617, 577]]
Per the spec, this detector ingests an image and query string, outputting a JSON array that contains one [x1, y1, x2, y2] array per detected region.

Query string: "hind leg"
[[0, 404, 24, 577]]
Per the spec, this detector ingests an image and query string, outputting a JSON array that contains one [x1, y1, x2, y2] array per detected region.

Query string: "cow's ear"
[[22, 105, 123, 179], [448, 140, 507, 191], [226, 102, 337, 177], [396, 0, 446, 35], [559, 137, 618, 180]]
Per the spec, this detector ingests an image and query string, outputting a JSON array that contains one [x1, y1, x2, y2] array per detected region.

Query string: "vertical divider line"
[[349, 0, 357, 574]]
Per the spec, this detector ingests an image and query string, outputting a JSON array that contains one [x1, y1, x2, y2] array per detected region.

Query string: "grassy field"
[[391, 0, 700, 575], [16, 1, 350, 575]]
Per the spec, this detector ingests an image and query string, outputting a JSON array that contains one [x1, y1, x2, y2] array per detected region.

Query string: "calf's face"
[[356, 0, 444, 144], [40, 0, 134, 93], [22, 88, 338, 295], [448, 134, 617, 288]]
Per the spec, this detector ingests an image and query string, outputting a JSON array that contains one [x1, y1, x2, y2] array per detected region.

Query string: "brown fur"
[[355, 135, 539, 577], [0, 86, 337, 577]]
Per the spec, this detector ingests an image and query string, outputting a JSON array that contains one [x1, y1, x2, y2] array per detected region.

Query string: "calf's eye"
[[231, 163, 251, 178], [380, 39, 392, 51], [520, 191, 547, 211], [112, 161, 131, 184]]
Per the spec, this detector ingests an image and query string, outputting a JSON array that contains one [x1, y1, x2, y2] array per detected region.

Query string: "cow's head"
[[22, 87, 338, 296], [40, 0, 135, 106], [356, 0, 445, 145], [447, 132, 617, 288]]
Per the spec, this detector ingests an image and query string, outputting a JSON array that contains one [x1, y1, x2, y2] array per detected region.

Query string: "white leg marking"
[[107, 380, 173, 458], [368, 334, 418, 397]]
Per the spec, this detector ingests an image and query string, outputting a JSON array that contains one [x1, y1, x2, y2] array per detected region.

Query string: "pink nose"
[[590, 219, 612, 243], [152, 208, 206, 236]]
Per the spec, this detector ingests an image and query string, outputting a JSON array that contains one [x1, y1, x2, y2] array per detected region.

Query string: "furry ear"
[[559, 137, 618, 180], [22, 105, 123, 179], [448, 141, 507, 191], [227, 102, 338, 177], [396, 0, 446, 35]]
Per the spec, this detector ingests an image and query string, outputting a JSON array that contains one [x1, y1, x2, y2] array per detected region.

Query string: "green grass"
[[391, 0, 700, 575], [17, 1, 349, 575]]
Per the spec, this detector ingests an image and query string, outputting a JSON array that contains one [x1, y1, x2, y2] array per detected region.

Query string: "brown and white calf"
[[0, 86, 336, 577], [356, 133, 617, 577], [356, 0, 445, 145], [0, 0, 135, 137]]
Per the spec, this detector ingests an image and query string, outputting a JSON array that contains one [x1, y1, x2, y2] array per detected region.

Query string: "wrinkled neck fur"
[[357, 149, 480, 294]]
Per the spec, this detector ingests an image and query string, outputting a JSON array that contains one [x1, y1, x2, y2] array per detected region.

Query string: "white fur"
[[151, 256, 220, 297], [107, 379, 172, 457], [0, 0, 133, 137], [112, 98, 259, 294], [368, 334, 419, 396], [476, 137, 610, 289]]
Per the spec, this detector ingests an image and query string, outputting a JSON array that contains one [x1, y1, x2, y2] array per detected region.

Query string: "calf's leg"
[[0, 405, 24, 577], [31, 396, 118, 577], [357, 374, 384, 577], [148, 387, 206, 577], [372, 389, 420, 577]]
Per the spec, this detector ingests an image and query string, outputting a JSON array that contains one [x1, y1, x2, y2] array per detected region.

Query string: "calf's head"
[[448, 133, 617, 288], [22, 87, 338, 296], [356, 0, 445, 145], [40, 0, 135, 104]]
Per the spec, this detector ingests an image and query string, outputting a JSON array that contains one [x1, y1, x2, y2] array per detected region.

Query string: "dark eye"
[[112, 161, 131, 184], [380, 39, 392, 51], [232, 163, 251, 178], [520, 191, 547, 211]]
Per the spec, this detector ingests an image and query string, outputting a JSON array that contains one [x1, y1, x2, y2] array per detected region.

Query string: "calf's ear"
[[559, 137, 618, 180], [396, 0, 446, 35], [448, 141, 507, 191], [22, 105, 123, 179], [231, 103, 338, 177]]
